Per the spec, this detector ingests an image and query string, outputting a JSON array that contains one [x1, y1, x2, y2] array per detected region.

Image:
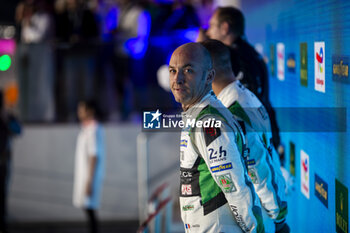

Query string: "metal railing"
[[137, 132, 174, 233], [137, 182, 173, 233]]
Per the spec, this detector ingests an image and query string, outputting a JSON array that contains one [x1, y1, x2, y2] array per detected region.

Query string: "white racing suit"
[[217, 80, 287, 223], [179, 91, 265, 233]]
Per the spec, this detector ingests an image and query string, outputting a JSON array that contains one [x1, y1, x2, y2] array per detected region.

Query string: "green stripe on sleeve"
[[198, 158, 222, 204]]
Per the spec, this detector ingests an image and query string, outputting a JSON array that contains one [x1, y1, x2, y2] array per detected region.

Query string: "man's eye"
[[185, 69, 193, 73], [169, 69, 176, 74]]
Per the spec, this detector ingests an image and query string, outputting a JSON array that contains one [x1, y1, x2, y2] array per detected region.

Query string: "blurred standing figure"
[[73, 100, 105, 233], [205, 6, 281, 150], [113, 0, 151, 116], [54, 0, 100, 121], [206, 7, 267, 103], [15, 0, 55, 122], [16, 0, 53, 43], [162, 0, 200, 31], [0, 90, 21, 233], [192, 0, 215, 30]]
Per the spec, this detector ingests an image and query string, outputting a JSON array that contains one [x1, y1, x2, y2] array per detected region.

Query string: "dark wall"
[[0, 0, 21, 24]]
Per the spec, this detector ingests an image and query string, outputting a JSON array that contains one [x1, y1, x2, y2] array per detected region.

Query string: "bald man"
[[169, 42, 265, 233], [201, 39, 289, 233]]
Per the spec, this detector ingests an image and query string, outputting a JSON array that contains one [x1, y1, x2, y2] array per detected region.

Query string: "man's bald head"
[[171, 42, 213, 72]]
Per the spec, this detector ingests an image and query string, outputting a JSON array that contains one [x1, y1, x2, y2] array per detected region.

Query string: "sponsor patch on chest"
[[181, 184, 192, 195], [204, 127, 221, 146]]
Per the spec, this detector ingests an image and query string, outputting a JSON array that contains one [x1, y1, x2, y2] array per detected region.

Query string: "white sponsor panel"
[[314, 41, 326, 93], [300, 150, 310, 199], [277, 42, 285, 81]]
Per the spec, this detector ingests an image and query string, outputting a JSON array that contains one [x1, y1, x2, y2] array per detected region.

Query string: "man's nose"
[[174, 71, 185, 84]]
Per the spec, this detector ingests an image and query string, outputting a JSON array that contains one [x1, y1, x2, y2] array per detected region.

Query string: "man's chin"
[[174, 95, 185, 103], [174, 98, 184, 104], [175, 98, 189, 107]]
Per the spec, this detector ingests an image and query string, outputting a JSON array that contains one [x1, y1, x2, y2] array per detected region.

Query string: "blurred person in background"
[[73, 100, 105, 233], [162, 0, 200, 32], [15, 0, 55, 122], [113, 0, 151, 118], [54, 0, 100, 121], [16, 0, 53, 44], [115, 0, 151, 52], [192, 0, 215, 30], [205, 6, 268, 104], [91, 0, 141, 121], [92, 0, 119, 121], [0, 90, 21, 233], [54, 0, 99, 43], [201, 39, 289, 233], [169, 42, 264, 233], [202, 6, 282, 157]]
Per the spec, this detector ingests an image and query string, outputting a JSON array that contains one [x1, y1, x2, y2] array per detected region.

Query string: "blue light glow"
[[124, 11, 151, 59]]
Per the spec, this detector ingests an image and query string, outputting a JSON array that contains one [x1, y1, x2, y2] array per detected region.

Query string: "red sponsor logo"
[[278, 52, 283, 59], [181, 184, 192, 195], [316, 78, 324, 85], [221, 178, 227, 185], [302, 158, 308, 172], [303, 183, 309, 192], [204, 127, 216, 136]]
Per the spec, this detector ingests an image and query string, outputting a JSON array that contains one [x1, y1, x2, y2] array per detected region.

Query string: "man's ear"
[[220, 22, 229, 35], [206, 69, 215, 84]]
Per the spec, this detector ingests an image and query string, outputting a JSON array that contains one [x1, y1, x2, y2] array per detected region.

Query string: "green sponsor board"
[[270, 44, 276, 77], [300, 43, 308, 86], [289, 142, 296, 176], [336, 179, 348, 233]]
